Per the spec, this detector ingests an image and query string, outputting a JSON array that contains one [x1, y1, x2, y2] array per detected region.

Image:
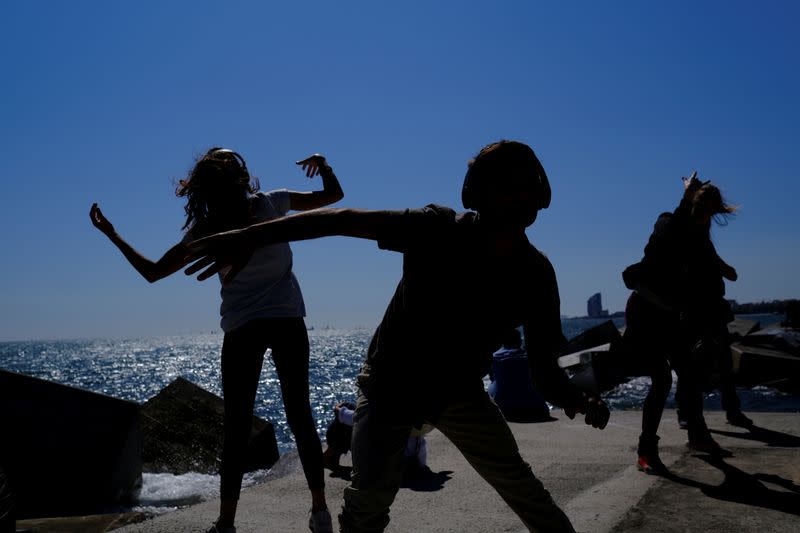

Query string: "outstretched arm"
[[90, 203, 192, 283], [288, 154, 344, 211], [185, 207, 397, 282]]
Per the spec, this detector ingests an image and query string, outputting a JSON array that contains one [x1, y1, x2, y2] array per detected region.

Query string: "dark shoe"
[[687, 437, 733, 457], [726, 410, 754, 428], [322, 448, 342, 471], [678, 417, 689, 430], [309, 508, 333, 533], [637, 454, 668, 475], [207, 523, 236, 533]]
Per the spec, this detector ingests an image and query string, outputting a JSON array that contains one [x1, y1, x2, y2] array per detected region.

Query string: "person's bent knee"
[[339, 485, 395, 533]]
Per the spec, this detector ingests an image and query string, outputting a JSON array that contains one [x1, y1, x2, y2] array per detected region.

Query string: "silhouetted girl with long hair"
[[90, 148, 343, 533], [622, 173, 738, 474]]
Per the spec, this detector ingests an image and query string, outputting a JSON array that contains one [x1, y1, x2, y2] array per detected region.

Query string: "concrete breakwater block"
[[558, 320, 628, 395], [141, 377, 279, 475], [727, 322, 799, 393], [727, 317, 761, 338], [0, 368, 142, 519]]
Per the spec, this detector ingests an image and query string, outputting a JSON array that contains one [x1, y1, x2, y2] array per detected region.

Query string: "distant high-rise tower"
[[587, 293, 608, 318]]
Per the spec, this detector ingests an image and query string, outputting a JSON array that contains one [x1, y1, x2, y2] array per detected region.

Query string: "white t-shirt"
[[205, 190, 306, 332]]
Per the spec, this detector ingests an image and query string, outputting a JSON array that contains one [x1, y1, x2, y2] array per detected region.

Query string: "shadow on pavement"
[[327, 465, 353, 481], [400, 468, 454, 492], [664, 454, 800, 516], [709, 424, 800, 448]]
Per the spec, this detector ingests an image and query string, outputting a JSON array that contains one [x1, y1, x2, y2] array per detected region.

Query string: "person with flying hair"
[[621, 172, 744, 475], [90, 148, 343, 533]]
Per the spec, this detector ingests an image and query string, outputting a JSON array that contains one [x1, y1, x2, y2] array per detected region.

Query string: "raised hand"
[[682, 170, 709, 198], [296, 154, 328, 178], [90, 203, 115, 236], [682, 170, 699, 189]]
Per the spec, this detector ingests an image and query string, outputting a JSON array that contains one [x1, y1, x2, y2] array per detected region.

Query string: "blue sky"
[[1, 1, 798, 340]]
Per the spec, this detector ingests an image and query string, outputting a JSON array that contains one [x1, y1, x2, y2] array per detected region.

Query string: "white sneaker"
[[309, 508, 334, 533]]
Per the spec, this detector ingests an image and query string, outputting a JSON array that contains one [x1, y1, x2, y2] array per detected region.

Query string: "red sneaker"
[[637, 455, 667, 474]]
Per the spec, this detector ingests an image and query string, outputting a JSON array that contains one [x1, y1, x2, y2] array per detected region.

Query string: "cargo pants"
[[337, 388, 576, 533]]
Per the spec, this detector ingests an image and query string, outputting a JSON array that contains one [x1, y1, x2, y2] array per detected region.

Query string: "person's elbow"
[[327, 188, 344, 204], [316, 190, 344, 209], [143, 268, 170, 284]]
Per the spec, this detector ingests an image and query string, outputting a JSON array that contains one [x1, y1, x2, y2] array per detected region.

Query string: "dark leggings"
[[219, 317, 324, 501], [675, 327, 741, 416], [623, 293, 679, 453]]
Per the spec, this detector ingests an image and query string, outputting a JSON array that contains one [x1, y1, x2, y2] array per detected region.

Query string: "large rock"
[[562, 320, 622, 354], [557, 321, 628, 395], [0, 368, 142, 519], [731, 326, 800, 393], [727, 317, 761, 338], [141, 377, 279, 475]]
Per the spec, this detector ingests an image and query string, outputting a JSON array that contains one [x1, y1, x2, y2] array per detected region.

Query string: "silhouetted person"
[[323, 402, 357, 472], [186, 140, 610, 533], [783, 300, 800, 329], [90, 148, 343, 533], [323, 402, 431, 479], [622, 172, 740, 474], [675, 296, 752, 429]]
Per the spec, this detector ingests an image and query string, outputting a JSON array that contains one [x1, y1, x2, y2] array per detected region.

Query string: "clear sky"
[[1, 1, 798, 341]]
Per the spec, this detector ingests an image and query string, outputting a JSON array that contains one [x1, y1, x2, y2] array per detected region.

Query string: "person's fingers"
[[296, 155, 318, 166], [586, 399, 610, 429], [595, 407, 609, 429], [222, 262, 245, 284], [598, 408, 610, 430], [184, 256, 215, 275], [197, 262, 224, 281]]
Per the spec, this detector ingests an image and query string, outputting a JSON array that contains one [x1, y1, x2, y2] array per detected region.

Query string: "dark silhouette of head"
[[462, 141, 550, 228], [682, 176, 736, 226], [500, 327, 523, 350], [176, 148, 260, 236]]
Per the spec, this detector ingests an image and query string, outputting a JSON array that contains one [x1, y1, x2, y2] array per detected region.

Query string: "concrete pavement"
[[114, 410, 800, 533]]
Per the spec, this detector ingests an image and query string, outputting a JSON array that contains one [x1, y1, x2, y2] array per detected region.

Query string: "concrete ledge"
[[116, 410, 800, 533], [0, 368, 142, 519]]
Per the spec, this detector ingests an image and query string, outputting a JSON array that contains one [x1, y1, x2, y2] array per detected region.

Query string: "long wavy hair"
[[682, 179, 737, 227], [175, 148, 260, 237]]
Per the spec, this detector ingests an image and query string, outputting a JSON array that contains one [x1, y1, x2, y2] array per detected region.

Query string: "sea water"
[[0, 315, 793, 511]]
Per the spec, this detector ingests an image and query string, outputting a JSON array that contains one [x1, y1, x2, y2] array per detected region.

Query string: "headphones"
[[209, 147, 250, 177], [461, 143, 551, 211]]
